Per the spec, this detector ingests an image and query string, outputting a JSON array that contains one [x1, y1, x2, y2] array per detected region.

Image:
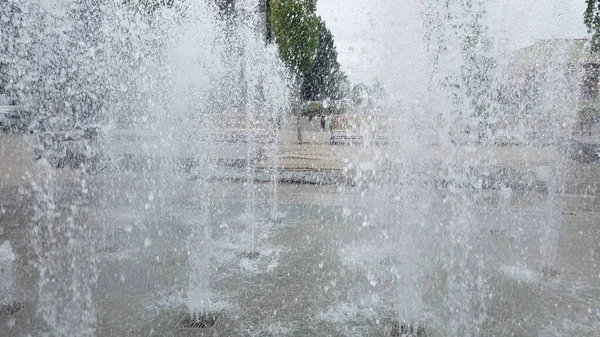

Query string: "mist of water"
[[1, 0, 289, 331], [0, 0, 592, 335], [357, 0, 582, 334]]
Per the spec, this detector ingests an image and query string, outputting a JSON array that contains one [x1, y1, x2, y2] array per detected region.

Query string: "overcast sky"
[[316, 0, 590, 85]]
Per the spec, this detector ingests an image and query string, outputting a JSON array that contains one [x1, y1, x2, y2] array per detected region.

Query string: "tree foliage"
[[585, 0, 600, 51], [0, 1, 22, 100], [349, 80, 386, 111], [270, 0, 319, 76], [122, 0, 175, 15], [270, 0, 346, 103], [302, 19, 344, 101]]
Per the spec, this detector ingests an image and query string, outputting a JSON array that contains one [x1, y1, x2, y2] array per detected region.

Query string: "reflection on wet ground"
[[1, 172, 599, 336]]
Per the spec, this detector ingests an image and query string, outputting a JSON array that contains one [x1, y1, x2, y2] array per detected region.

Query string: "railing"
[[329, 115, 391, 145], [0, 106, 30, 133], [0, 105, 25, 112]]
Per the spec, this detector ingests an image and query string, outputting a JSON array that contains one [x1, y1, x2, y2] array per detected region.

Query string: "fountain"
[[0, 0, 599, 336], [336, 0, 595, 336]]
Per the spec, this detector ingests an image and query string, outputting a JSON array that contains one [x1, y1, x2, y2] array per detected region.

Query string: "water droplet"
[[144, 238, 152, 248]]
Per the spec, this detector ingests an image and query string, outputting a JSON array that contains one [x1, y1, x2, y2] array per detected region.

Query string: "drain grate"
[[540, 266, 561, 278], [391, 322, 427, 337], [489, 228, 518, 239], [179, 313, 217, 329], [242, 251, 260, 259], [0, 302, 25, 316]]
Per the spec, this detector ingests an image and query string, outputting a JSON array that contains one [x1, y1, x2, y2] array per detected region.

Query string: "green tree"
[[350, 83, 367, 107], [270, 0, 319, 79], [585, 0, 600, 51], [332, 71, 351, 100], [270, 0, 320, 142], [270, 1, 347, 103], [302, 18, 344, 101]]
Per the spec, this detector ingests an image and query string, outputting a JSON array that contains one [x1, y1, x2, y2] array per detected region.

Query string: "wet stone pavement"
[[0, 169, 599, 336]]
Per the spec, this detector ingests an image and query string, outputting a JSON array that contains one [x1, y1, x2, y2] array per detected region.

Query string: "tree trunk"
[[294, 77, 303, 144], [296, 113, 302, 143]]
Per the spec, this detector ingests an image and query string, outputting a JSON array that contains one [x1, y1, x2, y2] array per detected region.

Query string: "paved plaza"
[[1, 129, 599, 336]]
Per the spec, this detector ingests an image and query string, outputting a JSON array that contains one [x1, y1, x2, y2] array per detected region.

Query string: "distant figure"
[[320, 115, 326, 130]]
